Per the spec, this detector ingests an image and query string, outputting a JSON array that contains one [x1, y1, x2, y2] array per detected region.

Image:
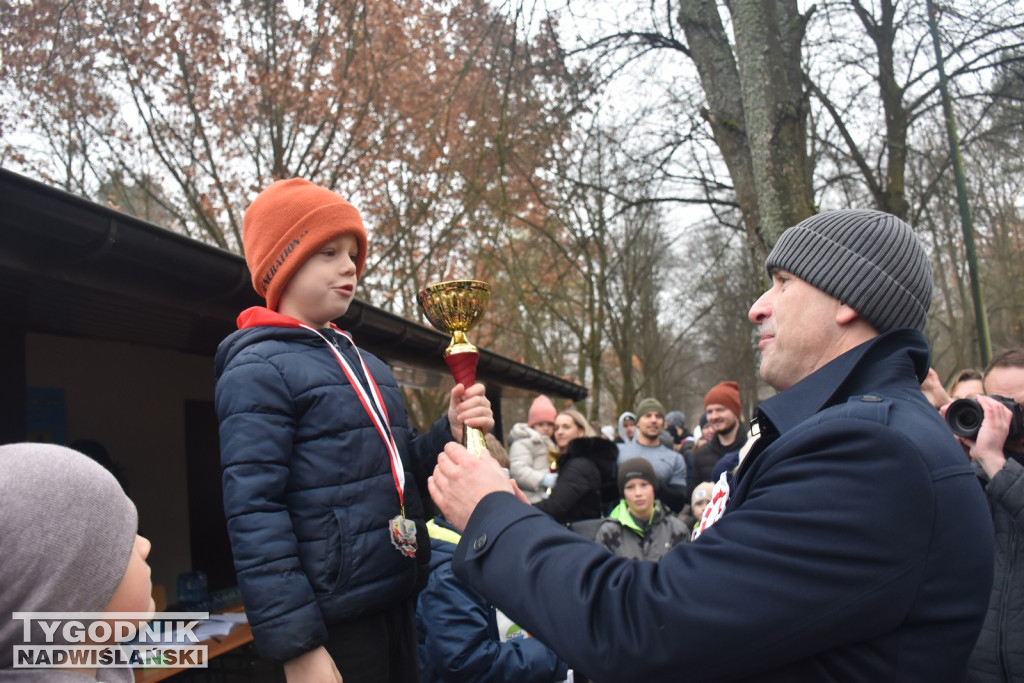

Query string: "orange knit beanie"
[[242, 178, 368, 311], [704, 381, 741, 418]]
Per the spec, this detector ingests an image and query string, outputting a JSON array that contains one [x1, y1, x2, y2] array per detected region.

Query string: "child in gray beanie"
[[0, 443, 148, 682]]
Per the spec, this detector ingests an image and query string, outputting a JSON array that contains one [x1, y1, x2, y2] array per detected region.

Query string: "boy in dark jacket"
[[416, 446, 568, 683], [215, 178, 493, 683]]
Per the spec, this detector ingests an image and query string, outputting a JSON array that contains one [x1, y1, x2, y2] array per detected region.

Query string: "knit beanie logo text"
[[260, 229, 309, 291]]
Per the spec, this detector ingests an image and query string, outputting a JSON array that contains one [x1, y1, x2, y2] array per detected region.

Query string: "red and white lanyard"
[[301, 325, 407, 513]]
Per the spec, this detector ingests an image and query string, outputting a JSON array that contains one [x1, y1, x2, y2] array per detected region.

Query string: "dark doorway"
[[184, 400, 236, 591]]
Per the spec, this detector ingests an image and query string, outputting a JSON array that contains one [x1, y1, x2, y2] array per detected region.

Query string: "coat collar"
[[756, 328, 930, 437]]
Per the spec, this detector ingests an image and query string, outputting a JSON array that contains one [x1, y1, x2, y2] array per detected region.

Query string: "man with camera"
[[947, 347, 1024, 682]]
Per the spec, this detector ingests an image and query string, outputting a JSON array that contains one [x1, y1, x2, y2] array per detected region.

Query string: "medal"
[[389, 514, 418, 557]]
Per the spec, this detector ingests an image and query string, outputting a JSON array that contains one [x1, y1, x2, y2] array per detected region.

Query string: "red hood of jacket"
[[236, 306, 342, 332]]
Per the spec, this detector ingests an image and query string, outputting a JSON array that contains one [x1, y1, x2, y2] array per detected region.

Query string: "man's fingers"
[[509, 478, 530, 505]]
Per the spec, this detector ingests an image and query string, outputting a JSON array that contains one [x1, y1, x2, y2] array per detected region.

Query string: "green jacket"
[[594, 500, 689, 561]]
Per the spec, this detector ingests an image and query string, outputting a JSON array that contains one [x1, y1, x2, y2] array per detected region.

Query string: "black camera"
[[945, 395, 1024, 442]]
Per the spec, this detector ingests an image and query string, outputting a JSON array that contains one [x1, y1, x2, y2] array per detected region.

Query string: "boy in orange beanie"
[[215, 178, 494, 683]]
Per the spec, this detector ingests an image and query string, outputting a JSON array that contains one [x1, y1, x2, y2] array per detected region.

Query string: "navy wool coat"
[[452, 330, 994, 682]]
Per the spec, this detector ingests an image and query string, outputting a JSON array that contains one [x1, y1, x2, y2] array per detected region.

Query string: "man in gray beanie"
[[428, 209, 994, 681], [0, 443, 149, 682]]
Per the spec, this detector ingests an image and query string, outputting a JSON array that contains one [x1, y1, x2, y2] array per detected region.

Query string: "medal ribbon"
[[301, 325, 407, 510]]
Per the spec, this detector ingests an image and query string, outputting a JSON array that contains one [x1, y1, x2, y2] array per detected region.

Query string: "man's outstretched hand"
[[428, 442, 528, 532]]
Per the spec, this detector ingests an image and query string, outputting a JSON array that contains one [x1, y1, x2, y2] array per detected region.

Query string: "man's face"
[[749, 269, 845, 392], [983, 366, 1024, 453], [637, 411, 664, 439], [705, 403, 738, 435], [623, 419, 636, 440]]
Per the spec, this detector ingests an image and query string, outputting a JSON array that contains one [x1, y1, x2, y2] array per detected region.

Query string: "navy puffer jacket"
[[214, 307, 451, 662]]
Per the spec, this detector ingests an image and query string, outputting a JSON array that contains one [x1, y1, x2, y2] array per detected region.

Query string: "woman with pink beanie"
[[507, 395, 559, 503]]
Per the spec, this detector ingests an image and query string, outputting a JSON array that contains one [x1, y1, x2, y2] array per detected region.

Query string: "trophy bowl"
[[417, 280, 491, 348], [417, 279, 492, 456]]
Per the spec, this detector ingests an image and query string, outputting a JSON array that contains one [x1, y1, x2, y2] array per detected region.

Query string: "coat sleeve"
[[532, 459, 599, 524], [216, 354, 326, 662], [509, 438, 547, 493], [417, 561, 568, 682], [451, 420, 991, 681], [405, 413, 455, 491]]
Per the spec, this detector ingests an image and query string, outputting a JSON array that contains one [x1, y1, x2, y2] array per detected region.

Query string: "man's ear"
[[835, 303, 860, 326]]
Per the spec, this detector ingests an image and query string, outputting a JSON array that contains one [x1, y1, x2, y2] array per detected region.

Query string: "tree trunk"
[[677, 0, 767, 262], [727, 0, 816, 244], [679, 0, 815, 257]]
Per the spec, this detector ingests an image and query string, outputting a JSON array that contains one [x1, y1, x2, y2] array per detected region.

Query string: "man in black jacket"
[[960, 347, 1024, 682], [430, 210, 994, 682], [690, 381, 747, 490]]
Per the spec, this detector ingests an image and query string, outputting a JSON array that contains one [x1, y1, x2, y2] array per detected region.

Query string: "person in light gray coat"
[[508, 395, 559, 504]]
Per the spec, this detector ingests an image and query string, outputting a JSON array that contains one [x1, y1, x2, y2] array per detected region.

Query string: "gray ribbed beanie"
[[0, 443, 138, 667], [765, 210, 933, 332]]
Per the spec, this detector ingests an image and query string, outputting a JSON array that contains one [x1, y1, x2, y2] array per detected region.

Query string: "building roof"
[[0, 168, 587, 401]]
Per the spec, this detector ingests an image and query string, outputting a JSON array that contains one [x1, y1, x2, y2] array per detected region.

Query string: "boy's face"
[[278, 234, 360, 328], [624, 479, 655, 518], [104, 535, 155, 617]]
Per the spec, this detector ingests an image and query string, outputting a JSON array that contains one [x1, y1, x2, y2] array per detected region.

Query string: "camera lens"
[[946, 398, 983, 440]]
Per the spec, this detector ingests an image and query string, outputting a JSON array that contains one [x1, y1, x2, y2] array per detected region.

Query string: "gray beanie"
[[765, 210, 933, 333], [664, 411, 686, 429], [0, 443, 138, 667]]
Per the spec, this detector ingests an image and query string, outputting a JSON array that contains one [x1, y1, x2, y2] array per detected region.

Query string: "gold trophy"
[[417, 279, 491, 455]]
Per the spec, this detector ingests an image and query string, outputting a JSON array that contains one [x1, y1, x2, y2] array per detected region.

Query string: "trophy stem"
[[464, 426, 487, 456], [444, 344, 482, 456], [443, 350, 479, 390]]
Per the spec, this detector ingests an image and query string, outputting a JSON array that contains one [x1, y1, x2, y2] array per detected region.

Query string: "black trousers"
[[323, 598, 421, 683]]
